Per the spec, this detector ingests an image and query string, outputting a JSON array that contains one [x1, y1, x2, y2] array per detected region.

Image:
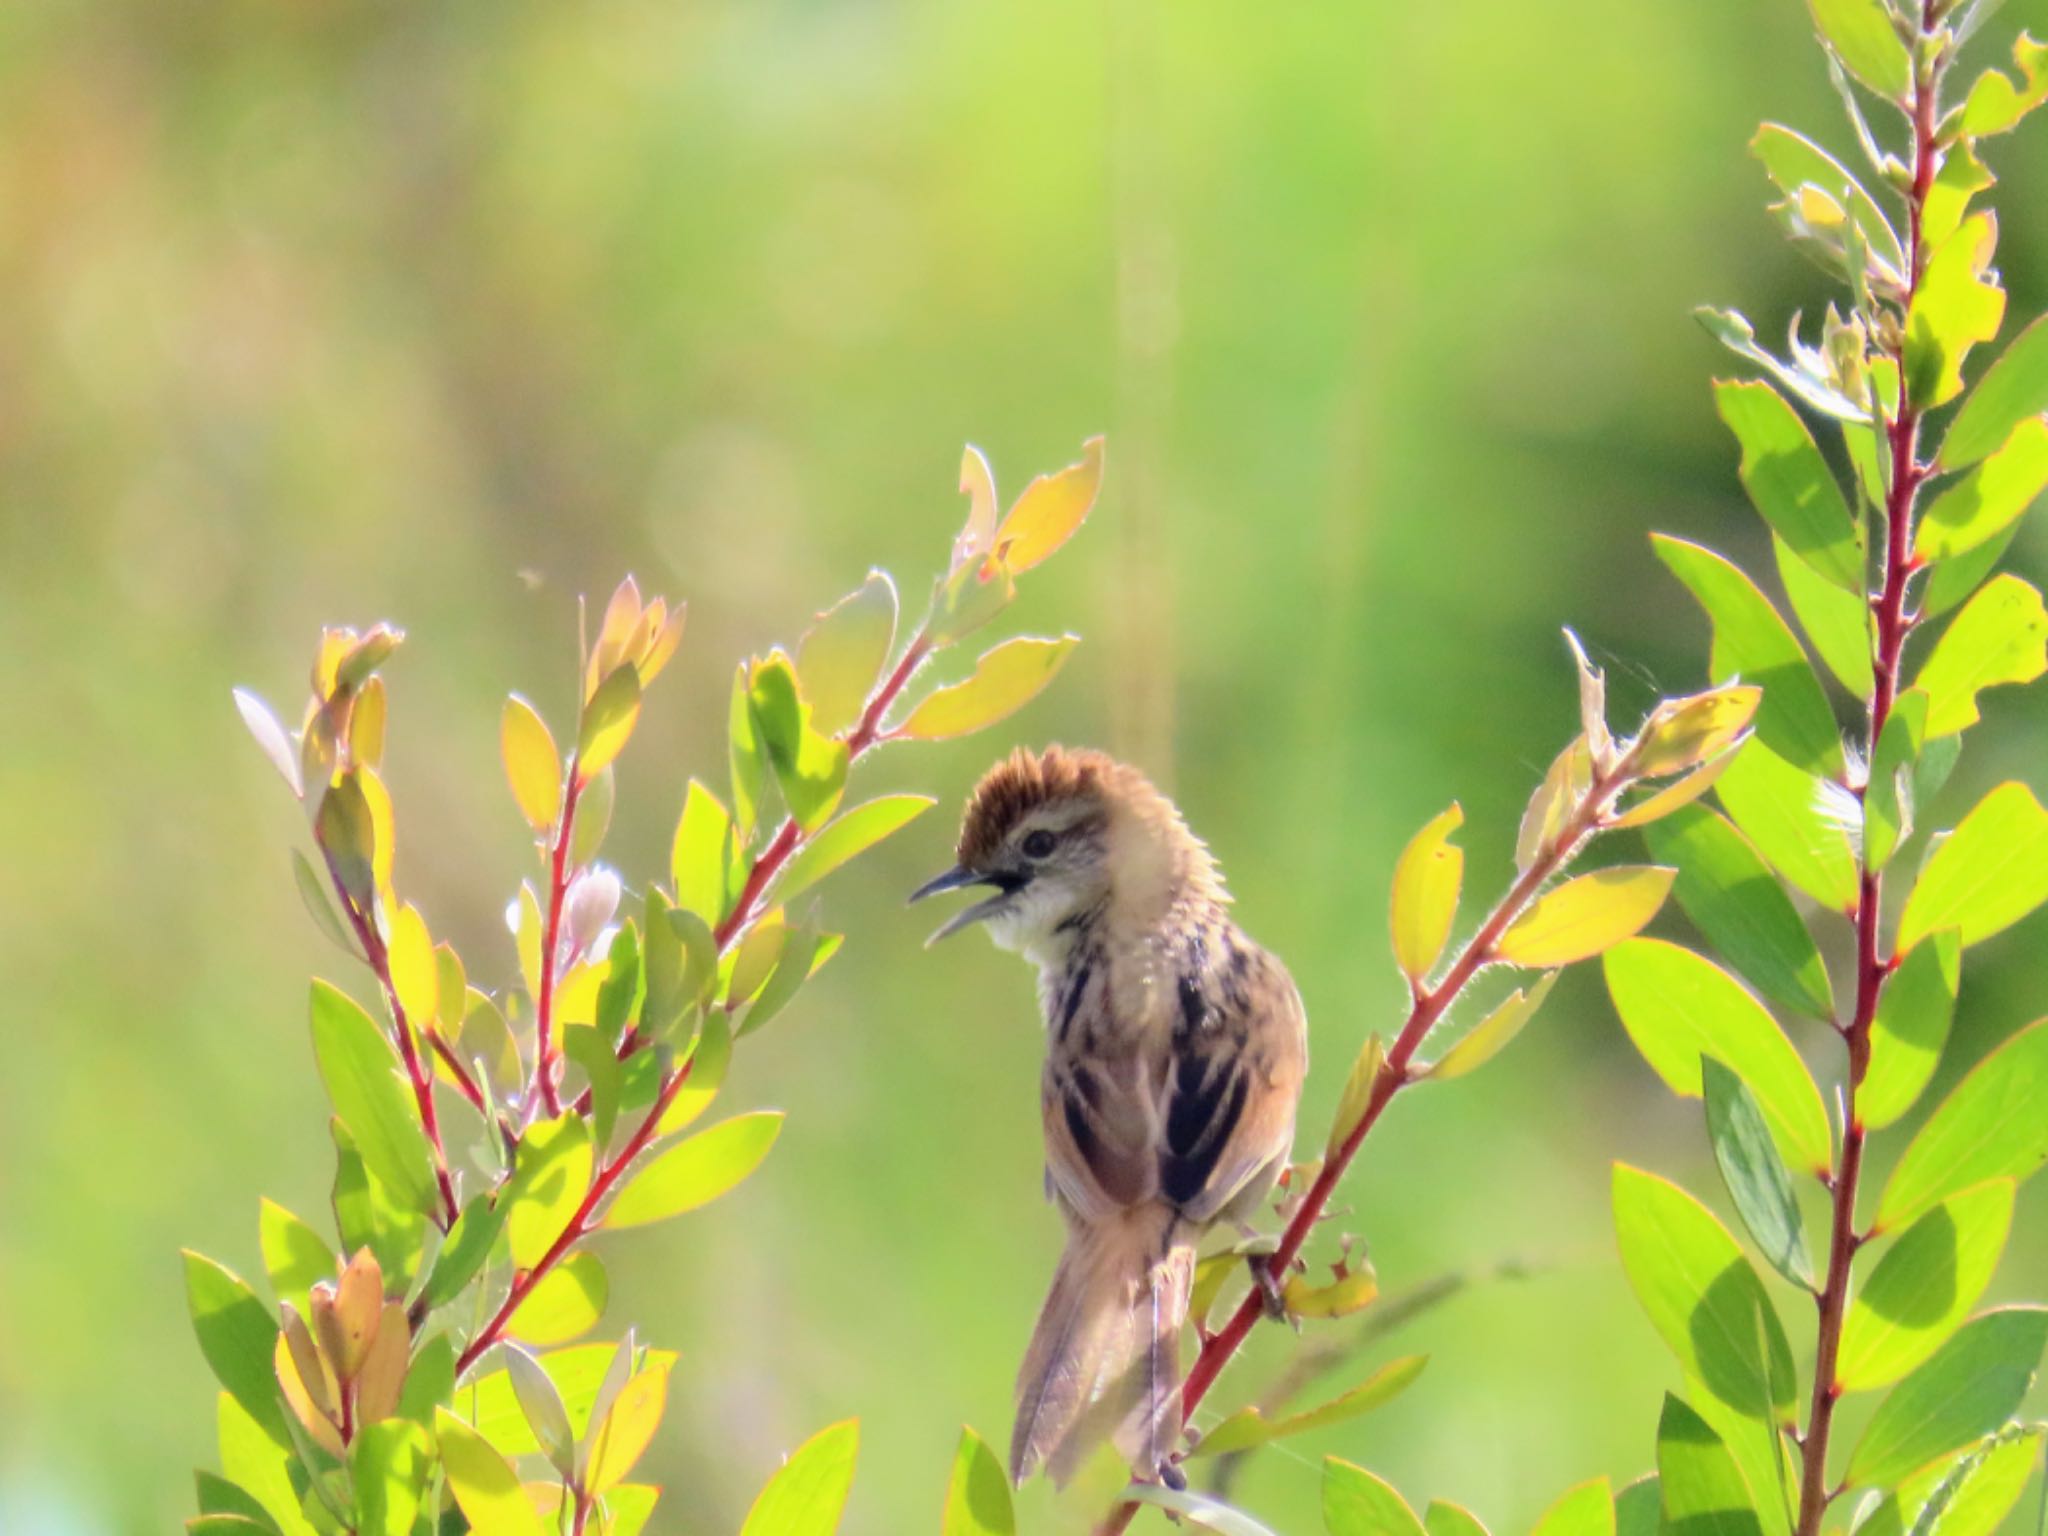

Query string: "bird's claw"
[[1247, 1253, 1290, 1322]]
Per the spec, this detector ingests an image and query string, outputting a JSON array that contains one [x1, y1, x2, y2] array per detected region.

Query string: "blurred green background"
[[4, 0, 2048, 1531]]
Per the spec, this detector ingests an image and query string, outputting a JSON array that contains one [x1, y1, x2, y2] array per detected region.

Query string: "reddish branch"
[[1095, 760, 1632, 1536], [1794, 15, 1941, 1531], [530, 764, 588, 1118]]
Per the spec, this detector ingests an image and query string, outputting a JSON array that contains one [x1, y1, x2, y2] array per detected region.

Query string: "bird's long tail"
[[1010, 1203, 1196, 1489]]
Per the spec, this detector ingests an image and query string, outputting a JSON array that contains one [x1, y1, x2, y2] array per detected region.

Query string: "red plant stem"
[[530, 764, 588, 1119], [480, 629, 936, 1353], [425, 1029, 490, 1118], [456, 1055, 697, 1375], [1095, 760, 1631, 1536], [1794, 21, 1939, 1530], [323, 848, 463, 1231]]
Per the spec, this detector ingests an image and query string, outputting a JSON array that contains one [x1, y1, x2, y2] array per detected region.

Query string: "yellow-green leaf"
[[435, 1411, 549, 1536], [387, 905, 437, 1029], [670, 780, 740, 929], [799, 572, 899, 737], [1187, 1356, 1426, 1459], [1807, 0, 1909, 97], [1714, 380, 1863, 589], [1281, 1265, 1379, 1319], [1961, 31, 2048, 137], [1898, 782, 2048, 952], [1632, 686, 1762, 778], [587, 1361, 672, 1495], [1913, 574, 2048, 737], [739, 1419, 859, 1536], [776, 795, 935, 906], [1325, 1033, 1385, 1158], [1431, 973, 1558, 1080], [506, 1252, 607, 1346], [604, 1111, 785, 1230], [1919, 417, 2048, 562], [898, 636, 1079, 741], [1905, 214, 2006, 411], [1389, 804, 1463, 982], [993, 436, 1105, 573], [1494, 867, 1675, 967], [577, 666, 642, 784], [503, 1115, 594, 1269], [501, 695, 562, 831], [940, 1427, 1015, 1536]]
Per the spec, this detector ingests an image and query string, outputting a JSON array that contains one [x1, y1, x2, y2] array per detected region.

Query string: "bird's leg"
[[1235, 1222, 1290, 1322]]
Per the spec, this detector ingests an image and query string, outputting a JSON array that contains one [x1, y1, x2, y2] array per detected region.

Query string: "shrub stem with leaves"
[[188, 438, 1104, 1536]]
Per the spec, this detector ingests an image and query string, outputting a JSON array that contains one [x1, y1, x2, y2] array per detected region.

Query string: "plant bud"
[[565, 866, 622, 957], [352, 1300, 411, 1425]]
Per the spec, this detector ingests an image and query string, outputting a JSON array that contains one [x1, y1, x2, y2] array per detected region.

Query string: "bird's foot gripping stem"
[[1247, 1253, 1289, 1322]]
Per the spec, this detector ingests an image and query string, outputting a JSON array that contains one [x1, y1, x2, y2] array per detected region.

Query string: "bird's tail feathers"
[[1010, 1205, 1195, 1489]]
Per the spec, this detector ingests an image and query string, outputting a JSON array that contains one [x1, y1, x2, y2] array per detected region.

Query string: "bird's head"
[[910, 745, 1222, 954]]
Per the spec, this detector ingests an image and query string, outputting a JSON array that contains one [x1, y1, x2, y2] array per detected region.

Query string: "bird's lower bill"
[[909, 864, 1028, 950]]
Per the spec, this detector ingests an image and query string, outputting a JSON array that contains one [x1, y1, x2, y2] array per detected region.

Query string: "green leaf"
[[749, 652, 849, 831], [188, 1515, 275, 1534], [1749, 124, 1904, 277], [897, 635, 1079, 741], [1532, 1479, 1614, 1536], [503, 1114, 593, 1269], [1657, 1395, 1764, 1536], [258, 1199, 336, 1317], [1847, 1308, 2048, 1488], [215, 1393, 317, 1536], [1919, 419, 2048, 562], [507, 1251, 608, 1346], [1325, 1032, 1385, 1157], [1775, 533, 1875, 696], [1604, 940, 1832, 1175], [586, 1358, 671, 1494], [502, 1341, 576, 1478], [740, 916, 828, 1037], [776, 795, 936, 906], [1323, 1458, 1427, 1536], [739, 1419, 859, 1536], [461, 1342, 681, 1457], [594, 922, 645, 1047], [1715, 741, 1859, 911], [1840, 1181, 2016, 1392], [729, 660, 767, 837], [1613, 1478, 1660, 1536], [194, 1473, 276, 1528], [1866, 692, 1929, 872], [671, 780, 740, 929], [435, 1410, 549, 1536], [1696, 307, 1870, 424], [185, 1253, 284, 1441], [1424, 1502, 1492, 1536], [1941, 315, 2048, 471], [1863, 929, 1961, 1131], [1703, 1059, 1814, 1290], [1654, 536, 1843, 777], [1431, 973, 1557, 1079], [1611, 1165, 1797, 1421], [330, 1120, 427, 1287], [577, 666, 642, 783], [1905, 216, 2006, 412], [940, 1427, 1015, 1536], [605, 1110, 784, 1229], [1715, 381, 1863, 589], [501, 695, 562, 831], [1494, 866, 1674, 967], [1644, 804, 1833, 1020], [350, 1418, 430, 1536], [1960, 30, 2048, 136], [1188, 1356, 1426, 1457], [799, 571, 899, 737], [316, 773, 378, 912], [1913, 575, 2048, 737], [309, 981, 437, 1215], [564, 1024, 624, 1148], [1122, 1485, 1281, 1536], [1878, 1017, 2048, 1230], [1390, 804, 1464, 982], [1926, 516, 2023, 621], [1806, 0, 1909, 96], [1897, 783, 2048, 952], [396, 1332, 454, 1428], [659, 1011, 732, 1135]]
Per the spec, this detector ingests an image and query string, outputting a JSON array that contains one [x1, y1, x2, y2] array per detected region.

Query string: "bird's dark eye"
[[1022, 829, 1058, 859]]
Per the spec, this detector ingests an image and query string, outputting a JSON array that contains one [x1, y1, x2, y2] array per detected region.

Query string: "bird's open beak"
[[908, 864, 1019, 947]]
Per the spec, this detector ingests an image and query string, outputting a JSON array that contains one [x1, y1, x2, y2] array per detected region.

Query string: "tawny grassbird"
[[911, 746, 1308, 1488]]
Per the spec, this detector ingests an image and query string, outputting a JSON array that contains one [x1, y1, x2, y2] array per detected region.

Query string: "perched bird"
[[911, 745, 1308, 1489]]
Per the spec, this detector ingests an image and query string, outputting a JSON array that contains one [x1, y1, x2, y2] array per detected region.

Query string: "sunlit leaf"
[[1912, 575, 2048, 736], [941, 1427, 1015, 1536], [1613, 1477, 1660, 1536], [1919, 419, 2048, 562], [216, 1392, 317, 1536], [1806, 0, 1909, 95], [1517, 737, 1592, 872], [1878, 1017, 2048, 1231], [1644, 804, 1833, 1020], [234, 688, 302, 796], [1494, 866, 1674, 967], [1960, 31, 2048, 136], [605, 1111, 784, 1229], [1897, 782, 2048, 952], [1906, 214, 2006, 411], [1280, 1264, 1379, 1319], [725, 908, 788, 1011], [1840, 1181, 2016, 1393], [898, 636, 1079, 741], [992, 435, 1105, 573], [671, 779, 741, 931], [1633, 686, 1762, 779], [1608, 748, 1741, 830], [953, 444, 1001, 572], [1531, 1479, 1614, 1536], [1750, 124, 1903, 276], [729, 661, 767, 837], [1696, 306, 1870, 423], [422, 1192, 504, 1310], [1865, 691, 1928, 872], [1612, 1165, 1798, 1420], [1941, 313, 2048, 472], [501, 696, 562, 831], [578, 666, 643, 784], [776, 795, 935, 906], [1323, 1457, 1427, 1536], [185, 1252, 284, 1441], [309, 980, 437, 1214], [659, 1012, 732, 1135], [351, 1418, 430, 1536], [435, 1410, 549, 1536], [587, 1360, 671, 1494], [799, 572, 899, 737], [741, 915, 829, 1036], [1715, 741, 1859, 911], [1714, 380, 1863, 589], [259, 1199, 336, 1318], [1424, 1502, 1492, 1536], [331, 1120, 427, 1289], [504, 1114, 594, 1269], [1847, 1308, 2048, 1488], [507, 1252, 608, 1346], [385, 904, 436, 1031], [1656, 1395, 1763, 1536], [1775, 533, 1874, 696], [1863, 930, 1961, 1131], [1703, 1058, 1813, 1291], [1605, 940, 1831, 1174], [1390, 803, 1464, 983], [1188, 1355, 1425, 1458], [1431, 973, 1557, 1080], [739, 1419, 859, 1536], [1654, 535, 1843, 777], [316, 773, 378, 912], [748, 653, 849, 831], [1325, 1033, 1384, 1157], [462, 1342, 682, 1458]]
